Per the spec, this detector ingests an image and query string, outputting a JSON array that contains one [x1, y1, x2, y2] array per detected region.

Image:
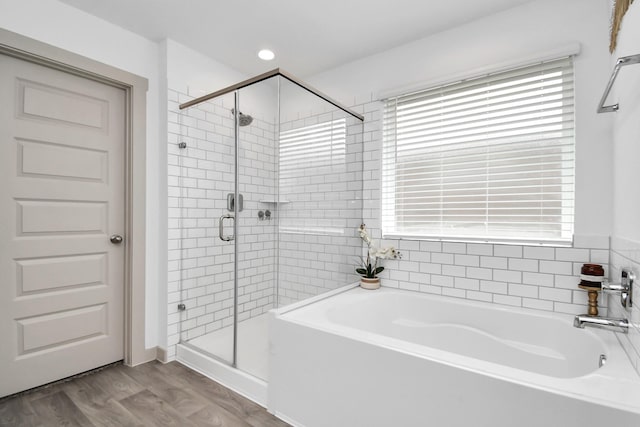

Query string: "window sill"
[[382, 233, 574, 248]]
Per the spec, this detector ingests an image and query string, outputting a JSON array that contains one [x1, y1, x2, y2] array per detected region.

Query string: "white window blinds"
[[279, 118, 346, 186], [278, 117, 347, 235], [382, 57, 575, 244]]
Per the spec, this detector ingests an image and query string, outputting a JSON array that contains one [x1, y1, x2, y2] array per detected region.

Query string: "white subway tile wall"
[[609, 236, 640, 375], [277, 112, 364, 305], [359, 98, 609, 316]]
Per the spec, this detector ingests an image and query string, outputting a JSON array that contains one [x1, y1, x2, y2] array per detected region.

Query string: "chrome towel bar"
[[597, 53, 640, 113]]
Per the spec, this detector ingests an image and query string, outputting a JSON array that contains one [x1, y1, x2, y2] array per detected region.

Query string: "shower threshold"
[[176, 313, 269, 406]]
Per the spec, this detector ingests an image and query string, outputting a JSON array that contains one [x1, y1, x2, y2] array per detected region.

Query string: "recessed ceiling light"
[[258, 49, 275, 61]]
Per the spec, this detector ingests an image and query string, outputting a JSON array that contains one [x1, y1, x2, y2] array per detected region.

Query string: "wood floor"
[[0, 361, 290, 427]]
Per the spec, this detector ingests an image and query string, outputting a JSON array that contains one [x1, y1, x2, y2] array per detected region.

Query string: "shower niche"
[[169, 70, 364, 401]]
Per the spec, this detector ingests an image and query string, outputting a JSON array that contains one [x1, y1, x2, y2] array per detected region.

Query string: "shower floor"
[[187, 313, 269, 381]]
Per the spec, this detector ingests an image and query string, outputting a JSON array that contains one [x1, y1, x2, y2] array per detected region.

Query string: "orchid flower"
[[356, 224, 400, 279], [358, 223, 372, 247], [371, 246, 398, 260]]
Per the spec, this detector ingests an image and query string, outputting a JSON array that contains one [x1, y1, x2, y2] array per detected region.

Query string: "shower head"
[[231, 108, 253, 126]]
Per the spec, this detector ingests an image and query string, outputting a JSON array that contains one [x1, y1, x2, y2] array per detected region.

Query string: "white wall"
[[166, 39, 245, 96], [0, 0, 162, 349], [308, 0, 613, 239], [608, 1, 640, 375], [611, 2, 640, 243]]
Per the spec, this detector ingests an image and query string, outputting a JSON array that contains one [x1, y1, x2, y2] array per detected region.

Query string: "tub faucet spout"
[[573, 315, 629, 333]]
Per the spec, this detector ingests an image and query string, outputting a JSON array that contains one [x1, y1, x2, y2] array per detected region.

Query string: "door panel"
[[18, 304, 108, 354], [18, 200, 108, 234], [18, 79, 108, 129], [17, 253, 107, 294], [0, 53, 125, 397], [19, 139, 108, 182]]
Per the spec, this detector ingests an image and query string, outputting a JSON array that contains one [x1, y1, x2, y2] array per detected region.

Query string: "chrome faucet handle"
[[602, 269, 634, 308], [601, 279, 625, 293]]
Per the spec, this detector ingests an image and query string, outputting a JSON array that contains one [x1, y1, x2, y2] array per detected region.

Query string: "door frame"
[[0, 29, 151, 366]]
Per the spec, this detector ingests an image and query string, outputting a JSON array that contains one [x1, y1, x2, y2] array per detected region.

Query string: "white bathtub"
[[268, 285, 640, 427]]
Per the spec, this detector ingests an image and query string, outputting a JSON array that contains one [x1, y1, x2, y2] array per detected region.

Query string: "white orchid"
[[358, 223, 372, 246], [370, 246, 398, 260], [357, 224, 400, 278]]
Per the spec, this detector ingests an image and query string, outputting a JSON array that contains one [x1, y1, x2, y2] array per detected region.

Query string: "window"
[[382, 57, 575, 244], [279, 117, 346, 185], [278, 117, 347, 235]]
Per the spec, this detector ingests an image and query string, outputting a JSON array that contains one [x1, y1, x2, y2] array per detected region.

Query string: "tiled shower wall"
[[166, 87, 365, 359], [359, 98, 610, 316], [277, 113, 364, 305], [167, 88, 276, 358], [609, 237, 640, 374]]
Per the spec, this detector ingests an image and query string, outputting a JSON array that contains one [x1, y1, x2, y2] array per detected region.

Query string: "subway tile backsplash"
[[609, 236, 640, 375], [373, 236, 609, 315]]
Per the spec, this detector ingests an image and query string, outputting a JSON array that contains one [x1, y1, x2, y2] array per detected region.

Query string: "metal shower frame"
[[179, 68, 365, 121]]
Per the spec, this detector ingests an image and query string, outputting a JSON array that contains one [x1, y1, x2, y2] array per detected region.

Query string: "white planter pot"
[[360, 277, 381, 290]]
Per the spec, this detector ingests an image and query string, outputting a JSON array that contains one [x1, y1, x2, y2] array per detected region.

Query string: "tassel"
[[610, 0, 635, 53]]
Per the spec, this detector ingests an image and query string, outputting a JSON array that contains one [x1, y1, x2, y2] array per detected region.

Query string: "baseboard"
[[127, 346, 161, 366], [156, 347, 169, 363]]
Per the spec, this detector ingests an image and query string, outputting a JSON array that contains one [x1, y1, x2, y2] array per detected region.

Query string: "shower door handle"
[[219, 214, 235, 241]]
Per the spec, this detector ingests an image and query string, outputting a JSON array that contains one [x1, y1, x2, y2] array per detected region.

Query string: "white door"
[[0, 53, 126, 397]]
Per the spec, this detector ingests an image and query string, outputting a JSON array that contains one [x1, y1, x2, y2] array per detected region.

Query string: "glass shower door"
[[176, 91, 237, 366], [234, 81, 278, 381]]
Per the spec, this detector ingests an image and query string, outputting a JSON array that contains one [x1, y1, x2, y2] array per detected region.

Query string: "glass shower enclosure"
[[171, 70, 364, 386]]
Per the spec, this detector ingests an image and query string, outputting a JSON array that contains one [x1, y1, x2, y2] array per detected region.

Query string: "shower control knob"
[[110, 234, 124, 244]]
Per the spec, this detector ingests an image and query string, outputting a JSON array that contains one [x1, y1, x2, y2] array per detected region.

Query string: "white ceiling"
[[58, 0, 534, 77]]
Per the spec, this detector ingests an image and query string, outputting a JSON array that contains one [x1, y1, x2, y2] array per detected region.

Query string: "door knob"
[[110, 234, 124, 244]]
